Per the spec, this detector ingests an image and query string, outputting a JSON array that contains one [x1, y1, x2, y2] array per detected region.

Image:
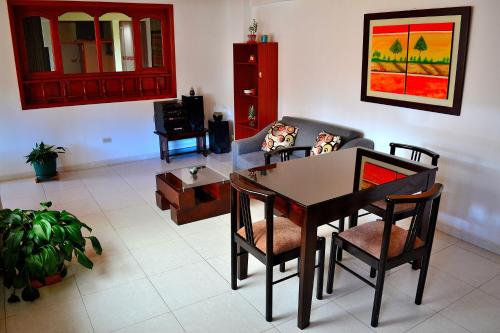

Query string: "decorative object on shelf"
[[248, 105, 256, 127], [189, 166, 200, 175], [0, 202, 102, 302], [249, 54, 256, 63], [361, 7, 471, 116], [260, 34, 269, 43], [243, 88, 256, 96], [212, 112, 224, 122], [25, 142, 66, 182], [247, 19, 258, 43], [189, 87, 195, 96]]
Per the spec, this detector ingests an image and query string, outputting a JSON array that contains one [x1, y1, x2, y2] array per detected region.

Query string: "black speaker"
[[182, 95, 204, 131], [208, 120, 231, 154]]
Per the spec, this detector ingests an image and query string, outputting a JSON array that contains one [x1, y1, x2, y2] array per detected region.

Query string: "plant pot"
[[33, 157, 57, 180], [247, 34, 257, 43], [30, 265, 67, 288]]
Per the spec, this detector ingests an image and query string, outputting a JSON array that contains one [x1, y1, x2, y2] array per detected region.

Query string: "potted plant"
[[25, 142, 66, 181], [0, 202, 102, 302], [248, 19, 258, 43]]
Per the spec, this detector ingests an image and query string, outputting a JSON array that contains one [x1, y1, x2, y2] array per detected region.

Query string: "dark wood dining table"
[[232, 147, 437, 329]]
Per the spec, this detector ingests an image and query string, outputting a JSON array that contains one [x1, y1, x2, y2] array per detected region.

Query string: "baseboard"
[[437, 215, 500, 256], [0, 152, 159, 182]]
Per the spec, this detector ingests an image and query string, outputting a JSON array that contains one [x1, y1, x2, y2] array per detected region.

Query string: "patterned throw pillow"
[[311, 131, 342, 155], [261, 122, 299, 152]]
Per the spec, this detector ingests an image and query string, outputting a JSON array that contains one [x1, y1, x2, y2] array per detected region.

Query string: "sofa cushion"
[[281, 116, 363, 148], [261, 122, 299, 152], [311, 131, 342, 155]]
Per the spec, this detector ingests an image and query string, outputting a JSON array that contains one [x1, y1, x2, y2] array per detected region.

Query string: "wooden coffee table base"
[[156, 175, 230, 225]]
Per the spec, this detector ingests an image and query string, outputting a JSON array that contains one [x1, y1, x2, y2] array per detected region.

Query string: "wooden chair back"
[[389, 143, 440, 166], [381, 183, 443, 261]]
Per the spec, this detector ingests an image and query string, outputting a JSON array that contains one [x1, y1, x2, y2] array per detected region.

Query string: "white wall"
[[250, 0, 500, 253], [0, 0, 244, 179]]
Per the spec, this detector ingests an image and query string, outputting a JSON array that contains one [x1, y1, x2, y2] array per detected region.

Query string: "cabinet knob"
[[259, 72, 263, 78]]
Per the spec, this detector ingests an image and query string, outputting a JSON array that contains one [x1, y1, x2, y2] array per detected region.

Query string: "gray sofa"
[[232, 116, 374, 170]]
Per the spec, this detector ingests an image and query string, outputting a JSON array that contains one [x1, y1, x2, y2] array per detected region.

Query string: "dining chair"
[[361, 143, 440, 220], [230, 173, 326, 322], [264, 147, 345, 264], [326, 183, 443, 327]]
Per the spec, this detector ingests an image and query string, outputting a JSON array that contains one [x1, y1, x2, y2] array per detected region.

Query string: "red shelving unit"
[[233, 43, 278, 140]]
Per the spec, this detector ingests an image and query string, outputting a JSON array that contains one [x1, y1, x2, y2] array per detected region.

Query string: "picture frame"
[[360, 7, 471, 116]]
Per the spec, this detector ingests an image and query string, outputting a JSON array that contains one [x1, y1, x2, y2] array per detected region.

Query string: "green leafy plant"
[[25, 142, 66, 165], [248, 19, 258, 35], [0, 202, 102, 302]]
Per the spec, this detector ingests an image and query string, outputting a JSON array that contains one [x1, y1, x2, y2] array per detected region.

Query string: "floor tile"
[[4, 276, 81, 317], [45, 186, 93, 205], [430, 245, 500, 287], [131, 238, 203, 276], [454, 240, 500, 265], [51, 197, 102, 218], [480, 273, 500, 300], [93, 190, 146, 211], [174, 291, 272, 333], [441, 289, 500, 333], [406, 313, 469, 333], [183, 227, 230, 259], [335, 285, 435, 332], [104, 204, 165, 229], [386, 265, 475, 311], [116, 222, 180, 250], [150, 261, 229, 310], [276, 301, 372, 333], [6, 298, 93, 333], [75, 253, 146, 295], [83, 278, 168, 333], [114, 312, 184, 333]]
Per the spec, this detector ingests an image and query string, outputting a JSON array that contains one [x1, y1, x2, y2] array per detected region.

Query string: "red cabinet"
[[233, 43, 278, 140]]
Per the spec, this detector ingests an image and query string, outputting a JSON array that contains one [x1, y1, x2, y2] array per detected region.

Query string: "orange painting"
[[370, 22, 454, 99]]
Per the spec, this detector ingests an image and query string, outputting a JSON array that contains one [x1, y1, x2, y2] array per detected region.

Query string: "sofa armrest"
[[232, 124, 272, 170], [341, 137, 375, 150]]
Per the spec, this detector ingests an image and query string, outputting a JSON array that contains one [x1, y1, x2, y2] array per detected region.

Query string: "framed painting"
[[361, 7, 471, 116]]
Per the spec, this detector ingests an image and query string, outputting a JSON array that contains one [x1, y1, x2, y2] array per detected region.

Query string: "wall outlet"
[[102, 137, 112, 144]]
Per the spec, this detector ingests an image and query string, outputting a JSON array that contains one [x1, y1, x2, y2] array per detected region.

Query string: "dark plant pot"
[[33, 157, 57, 180], [247, 34, 257, 43]]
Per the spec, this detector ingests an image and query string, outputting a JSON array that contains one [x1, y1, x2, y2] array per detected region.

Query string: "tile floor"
[[1, 153, 500, 333]]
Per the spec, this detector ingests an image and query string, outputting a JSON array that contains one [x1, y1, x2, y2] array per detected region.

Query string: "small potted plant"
[[248, 105, 256, 127], [25, 142, 66, 181], [0, 202, 102, 302], [248, 19, 258, 43]]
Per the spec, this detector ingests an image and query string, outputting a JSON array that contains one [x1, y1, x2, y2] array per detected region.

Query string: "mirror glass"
[[23, 16, 55, 72], [140, 18, 163, 68], [99, 13, 135, 72], [58, 12, 98, 74]]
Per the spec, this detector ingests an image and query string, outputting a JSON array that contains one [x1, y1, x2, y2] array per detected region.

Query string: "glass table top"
[[162, 165, 228, 190]]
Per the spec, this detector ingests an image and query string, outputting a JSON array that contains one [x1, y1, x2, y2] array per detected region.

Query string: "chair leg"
[[316, 237, 325, 300], [415, 252, 431, 305], [265, 261, 273, 322], [279, 262, 286, 272], [371, 265, 387, 327], [370, 267, 376, 278], [326, 235, 337, 294], [336, 218, 345, 261], [231, 238, 237, 290], [297, 257, 300, 276]]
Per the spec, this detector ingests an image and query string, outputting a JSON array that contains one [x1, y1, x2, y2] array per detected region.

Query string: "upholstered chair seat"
[[338, 220, 424, 259], [237, 217, 301, 255]]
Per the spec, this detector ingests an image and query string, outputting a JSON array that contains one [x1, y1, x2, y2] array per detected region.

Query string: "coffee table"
[[155, 166, 230, 225]]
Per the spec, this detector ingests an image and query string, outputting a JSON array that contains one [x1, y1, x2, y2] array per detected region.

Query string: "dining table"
[[232, 147, 438, 329]]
